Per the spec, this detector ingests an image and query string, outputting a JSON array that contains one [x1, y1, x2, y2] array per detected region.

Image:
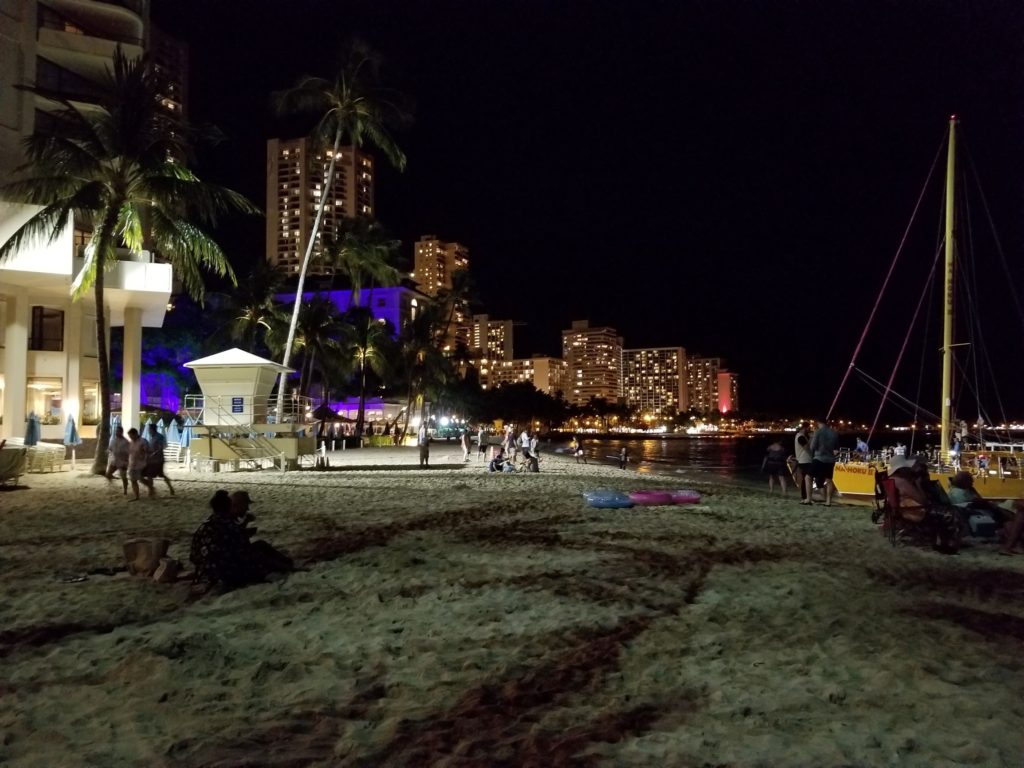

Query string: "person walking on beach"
[[618, 446, 629, 470], [573, 435, 587, 464], [104, 426, 130, 495], [762, 439, 789, 494], [126, 428, 154, 501], [804, 418, 839, 506], [144, 430, 174, 496], [417, 423, 430, 467], [460, 428, 471, 463], [793, 423, 814, 501]]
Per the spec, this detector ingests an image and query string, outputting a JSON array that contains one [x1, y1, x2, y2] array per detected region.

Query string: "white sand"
[[1, 448, 1023, 766]]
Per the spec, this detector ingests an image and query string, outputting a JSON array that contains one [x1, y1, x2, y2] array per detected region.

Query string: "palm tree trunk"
[[89, 204, 121, 474], [276, 127, 343, 421], [356, 352, 367, 437]]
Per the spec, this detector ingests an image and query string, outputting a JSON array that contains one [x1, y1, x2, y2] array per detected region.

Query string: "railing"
[[184, 393, 314, 428]]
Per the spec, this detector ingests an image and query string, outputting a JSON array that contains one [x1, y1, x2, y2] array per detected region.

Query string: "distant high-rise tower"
[[411, 235, 469, 298], [718, 370, 739, 414], [622, 347, 689, 418], [562, 320, 622, 406], [686, 356, 722, 415], [265, 137, 375, 274], [470, 314, 513, 361]]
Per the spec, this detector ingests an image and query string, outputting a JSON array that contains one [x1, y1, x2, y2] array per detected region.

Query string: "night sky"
[[152, 0, 1024, 419]]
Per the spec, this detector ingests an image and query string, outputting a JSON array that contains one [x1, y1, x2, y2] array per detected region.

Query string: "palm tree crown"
[[0, 48, 257, 472]]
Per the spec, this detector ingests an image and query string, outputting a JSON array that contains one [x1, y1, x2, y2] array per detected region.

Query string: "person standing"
[[126, 428, 154, 501], [793, 423, 814, 501], [104, 425, 130, 495], [477, 425, 487, 459], [804, 418, 839, 506], [417, 423, 430, 468], [460, 428, 471, 463], [762, 439, 789, 495], [573, 434, 587, 464], [618, 446, 629, 470]]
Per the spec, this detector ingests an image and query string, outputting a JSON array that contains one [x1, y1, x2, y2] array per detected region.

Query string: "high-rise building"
[[411, 235, 469, 298], [686, 356, 722, 415], [718, 370, 739, 414], [265, 137, 375, 274], [1, 0, 176, 439], [470, 314, 513, 362], [562, 320, 622, 406], [622, 346, 688, 418], [484, 356, 568, 396]]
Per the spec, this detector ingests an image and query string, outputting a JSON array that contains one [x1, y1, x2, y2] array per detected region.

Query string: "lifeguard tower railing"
[[183, 393, 315, 471]]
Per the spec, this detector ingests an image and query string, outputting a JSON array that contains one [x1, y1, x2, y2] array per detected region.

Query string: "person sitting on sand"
[[947, 471, 1010, 527], [888, 455, 961, 554], [190, 490, 292, 589], [488, 446, 508, 472]]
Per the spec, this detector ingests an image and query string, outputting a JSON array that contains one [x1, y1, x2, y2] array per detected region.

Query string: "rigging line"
[[866, 241, 944, 441], [964, 142, 1024, 338], [909, 246, 938, 457], [826, 132, 946, 421], [857, 376, 930, 421], [853, 368, 940, 422]]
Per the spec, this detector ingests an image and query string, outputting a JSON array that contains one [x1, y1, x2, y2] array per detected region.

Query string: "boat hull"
[[832, 460, 1024, 501]]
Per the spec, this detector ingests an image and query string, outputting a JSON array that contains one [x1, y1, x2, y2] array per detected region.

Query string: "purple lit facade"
[[278, 285, 428, 336]]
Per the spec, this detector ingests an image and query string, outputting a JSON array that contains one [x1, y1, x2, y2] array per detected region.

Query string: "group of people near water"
[[487, 425, 542, 473], [104, 425, 174, 500], [763, 419, 1024, 555], [761, 419, 841, 505]]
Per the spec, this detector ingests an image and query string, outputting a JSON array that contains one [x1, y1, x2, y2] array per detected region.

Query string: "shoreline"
[[2, 449, 1022, 766]]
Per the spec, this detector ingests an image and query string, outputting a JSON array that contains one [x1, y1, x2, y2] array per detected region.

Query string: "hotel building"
[[266, 137, 375, 275], [717, 370, 739, 414], [562, 320, 622, 406], [1, 0, 177, 440], [484, 356, 568, 397], [411, 235, 469, 298], [686, 356, 725, 415], [622, 346, 689, 418]]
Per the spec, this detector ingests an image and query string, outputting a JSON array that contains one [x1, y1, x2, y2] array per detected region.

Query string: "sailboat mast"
[[940, 116, 957, 461]]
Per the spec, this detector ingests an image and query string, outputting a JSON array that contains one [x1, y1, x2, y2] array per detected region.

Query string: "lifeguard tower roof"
[[185, 348, 292, 371]]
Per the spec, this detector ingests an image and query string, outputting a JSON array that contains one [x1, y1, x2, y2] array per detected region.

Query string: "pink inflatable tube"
[[670, 490, 702, 505], [628, 490, 674, 506]]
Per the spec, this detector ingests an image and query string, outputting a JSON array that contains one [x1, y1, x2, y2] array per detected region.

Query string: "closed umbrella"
[[156, 418, 166, 439], [24, 411, 41, 447], [166, 418, 181, 445], [181, 415, 193, 450], [64, 414, 82, 469]]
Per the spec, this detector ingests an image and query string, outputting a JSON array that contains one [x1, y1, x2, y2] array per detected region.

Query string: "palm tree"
[[273, 41, 408, 420], [341, 306, 395, 437], [326, 215, 402, 308], [214, 260, 285, 354], [0, 50, 256, 473], [394, 301, 452, 443]]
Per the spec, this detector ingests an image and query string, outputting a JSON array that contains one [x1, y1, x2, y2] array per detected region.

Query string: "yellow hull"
[[832, 460, 1024, 501]]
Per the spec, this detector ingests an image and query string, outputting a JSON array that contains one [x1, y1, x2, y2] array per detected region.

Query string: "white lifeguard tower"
[[183, 348, 315, 470]]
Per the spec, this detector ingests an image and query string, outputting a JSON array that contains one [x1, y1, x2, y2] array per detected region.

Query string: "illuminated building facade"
[[484, 356, 568, 396], [1, 0, 176, 439], [562, 320, 622, 406], [686, 356, 722, 415], [622, 346, 688, 418], [717, 370, 739, 414], [266, 137, 374, 274], [411, 235, 469, 298], [470, 314, 513, 361]]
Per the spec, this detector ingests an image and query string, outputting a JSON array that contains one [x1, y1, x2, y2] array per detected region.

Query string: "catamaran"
[[831, 116, 1024, 500]]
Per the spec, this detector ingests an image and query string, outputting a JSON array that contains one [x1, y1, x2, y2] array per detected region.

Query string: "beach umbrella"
[[110, 413, 121, 430], [180, 415, 193, 449], [64, 414, 82, 469], [166, 418, 181, 445], [156, 418, 166, 439], [24, 411, 41, 447], [142, 415, 156, 444]]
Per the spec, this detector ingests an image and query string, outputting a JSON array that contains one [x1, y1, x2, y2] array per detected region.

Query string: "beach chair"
[[0, 447, 27, 487]]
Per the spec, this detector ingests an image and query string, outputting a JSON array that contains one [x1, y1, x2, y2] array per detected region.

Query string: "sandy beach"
[[1, 447, 1022, 767]]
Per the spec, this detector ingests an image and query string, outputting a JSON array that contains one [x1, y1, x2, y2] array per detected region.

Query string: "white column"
[[64, 301, 81, 424], [2, 290, 29, 439], [121, 307, 142, 430]]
